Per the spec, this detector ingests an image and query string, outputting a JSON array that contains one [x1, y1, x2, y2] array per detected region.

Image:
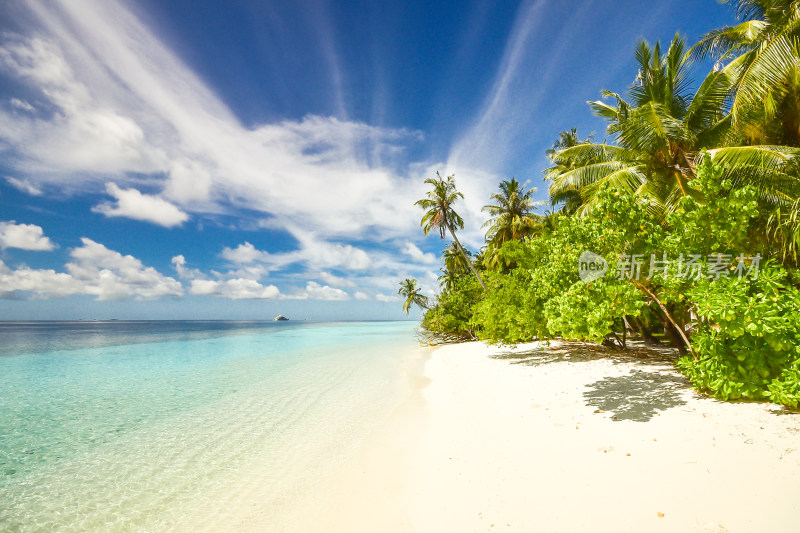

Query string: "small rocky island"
[[273, 315, 289, 321]]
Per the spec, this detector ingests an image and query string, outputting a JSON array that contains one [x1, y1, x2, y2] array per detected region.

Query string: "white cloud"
[[164, 157, 214, 204], [0, 5, 428, 243], [9, 98, 35, 112], [0, 36, 166, 178], [189, 278, 280, 300], [0, 0, 501, 297], [5, 176, 42, 195], [354, 290, 369, 300], [375, 293, 401, 303], [93, 183, 189, 227], [224, 264, 269, 281], [423, 270, 441, 287], [0, 259, 81, 299], [221, 233, 372, 272], [288, 281, 349, 301], [177, 251, 275, 298], [0, 221, 55, 250], [171, 254, 204, 280], [402, 241, 437, 264], [221, 242, 266, 264], [306, 239, 372, 270], [317, 271, 355, 288], [66, 238, 183, 300], [0, 238, 182, 300], [444, 0, 611, 206]]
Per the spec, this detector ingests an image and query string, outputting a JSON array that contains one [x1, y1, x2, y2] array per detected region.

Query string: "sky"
[[0, 0, 736, 320]]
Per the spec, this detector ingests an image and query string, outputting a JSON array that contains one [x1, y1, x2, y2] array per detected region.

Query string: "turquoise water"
[[0, 321, 420, 531]]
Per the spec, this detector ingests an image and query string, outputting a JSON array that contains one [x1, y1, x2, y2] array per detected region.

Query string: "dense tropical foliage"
[[410, 4, 800, 409], [545, 34, 799, 217]]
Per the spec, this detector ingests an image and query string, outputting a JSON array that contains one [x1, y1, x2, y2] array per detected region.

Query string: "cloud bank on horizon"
[[0, 0, 728, 317]]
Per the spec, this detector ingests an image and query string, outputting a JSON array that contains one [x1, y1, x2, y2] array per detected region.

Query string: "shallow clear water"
[[0, 320, 420, 531]]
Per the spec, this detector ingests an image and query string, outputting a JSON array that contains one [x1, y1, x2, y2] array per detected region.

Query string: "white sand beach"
[[282, 340, 800, 533]]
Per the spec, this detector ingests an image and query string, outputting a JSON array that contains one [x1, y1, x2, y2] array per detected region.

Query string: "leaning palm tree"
[[398, 278, 428, 315], [690, 0, 800, 146], [415, 172, 487, 290], [546, 34, 800, 216]]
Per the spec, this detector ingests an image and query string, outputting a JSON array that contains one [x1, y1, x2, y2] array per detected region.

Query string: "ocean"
[[0, 320, 422, 531]]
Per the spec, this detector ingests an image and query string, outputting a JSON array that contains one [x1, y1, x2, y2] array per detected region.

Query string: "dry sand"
[[270, 340, 800, 532]]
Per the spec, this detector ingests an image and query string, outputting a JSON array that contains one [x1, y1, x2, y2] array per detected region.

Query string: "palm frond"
[[731, 29, 800, 118], [689, 21, 766, 61], [617, 102, 690, 154], [705, 145, 800, 204], [684, 68, 734, 132], [550, 161, 647, 198]]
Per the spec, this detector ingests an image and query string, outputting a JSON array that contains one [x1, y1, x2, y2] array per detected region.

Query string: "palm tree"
[[690, 0, 800, 146], [692, 4, 800, 260], [481, 178, 543, 271], [546, 34, 799, 215], [545, 128, 593, 158], [398, 278, 428, 315], [546, 129, 593, 213], [416, 172, 487, 290], [438, 242, 470, 290], [482, 178, 543, 245]]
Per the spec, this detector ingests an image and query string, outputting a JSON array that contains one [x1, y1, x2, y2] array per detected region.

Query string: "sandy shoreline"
[[242, 340, 800, 532], [409, 341, 800, 532]]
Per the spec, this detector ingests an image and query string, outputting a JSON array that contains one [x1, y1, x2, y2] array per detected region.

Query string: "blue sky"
[[0, 0, 735, 320]]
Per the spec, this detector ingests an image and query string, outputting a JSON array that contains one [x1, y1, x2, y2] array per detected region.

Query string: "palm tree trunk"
[[633, 280, 695, 359], [448, 225, 487, 291]]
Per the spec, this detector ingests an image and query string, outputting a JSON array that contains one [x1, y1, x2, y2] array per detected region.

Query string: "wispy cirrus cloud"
[[0, 35, 166, 179], [5, 176, 42, 196], [9, 97, 35, 112], [447, 0, 551, 174], [0, 0, 453, 306], [0, 0, 429, 243]]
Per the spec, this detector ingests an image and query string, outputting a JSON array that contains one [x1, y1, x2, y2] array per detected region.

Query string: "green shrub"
[[546, 278, 643, 343], [677, 264, 800, 407], [421, 276, 482, 340]]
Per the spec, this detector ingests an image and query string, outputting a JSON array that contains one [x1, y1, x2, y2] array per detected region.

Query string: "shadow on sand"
[[583, 369, 689, 421], [491, 340, 691, 422]]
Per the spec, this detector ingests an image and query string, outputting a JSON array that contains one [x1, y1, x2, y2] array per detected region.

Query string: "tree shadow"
[[491, 340, 678, 368], [491, 340, 690, 422], [583, 370, 690, 421]]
